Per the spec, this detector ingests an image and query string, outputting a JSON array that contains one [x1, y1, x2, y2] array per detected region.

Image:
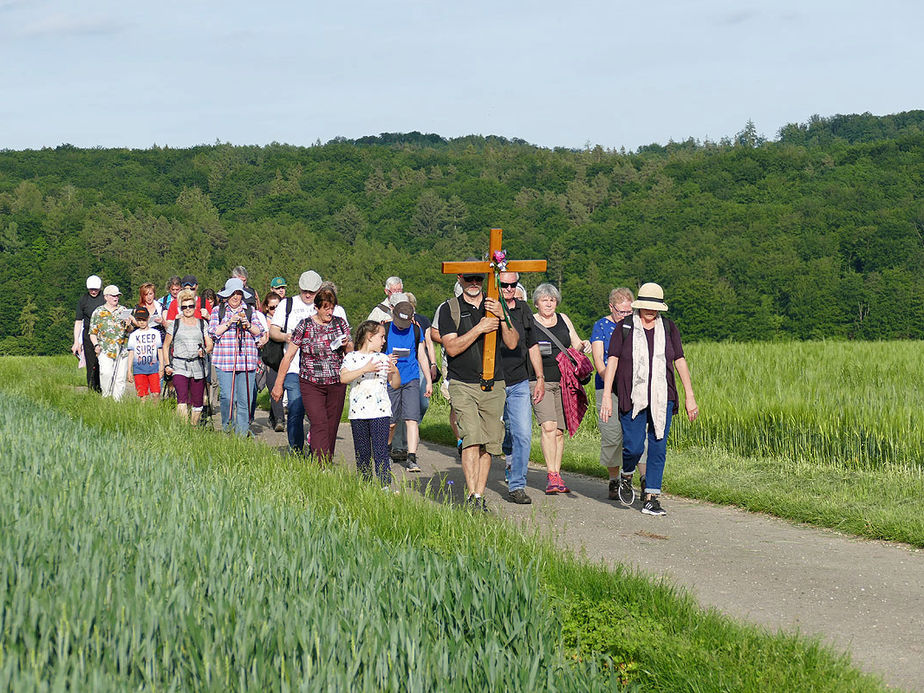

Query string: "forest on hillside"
[[1, 111, 923, 355]]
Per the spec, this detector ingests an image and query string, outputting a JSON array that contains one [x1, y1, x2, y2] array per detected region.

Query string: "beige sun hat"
[[631, 282, 669, 311]]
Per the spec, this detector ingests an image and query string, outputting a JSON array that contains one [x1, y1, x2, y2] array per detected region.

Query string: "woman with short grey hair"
[[528, 283, 590, 494]]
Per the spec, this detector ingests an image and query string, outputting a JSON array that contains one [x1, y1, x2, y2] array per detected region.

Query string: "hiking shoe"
[[390, 448, 408, 462], [463, 494, 479, 512], [555, 472, 570, 494], [508, 488, 532, 504], [608, 478, 619, 500], [274, 422, 285, 433], [406, 454, 421, 473], [545, 474, 559, 495], [480, 496, 489, 513], [618, 474, 635, 506], [642, 495, 666, 516]]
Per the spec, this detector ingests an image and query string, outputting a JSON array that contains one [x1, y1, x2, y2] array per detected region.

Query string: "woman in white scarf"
[[599, 283, 699, 516]]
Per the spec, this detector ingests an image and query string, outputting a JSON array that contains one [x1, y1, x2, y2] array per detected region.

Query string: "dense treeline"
[[2, 111, 923, 355]]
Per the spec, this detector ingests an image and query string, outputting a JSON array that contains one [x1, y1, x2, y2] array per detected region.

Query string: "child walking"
[[126, 307, 164, 400], [340, 320, 400, 487]]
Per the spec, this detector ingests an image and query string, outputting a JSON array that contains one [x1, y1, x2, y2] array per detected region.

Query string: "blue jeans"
[[283, 372, 305, 452], [621, 402, 674, 495], [502, 379, 532, 492], [216, 369, 255, 436]]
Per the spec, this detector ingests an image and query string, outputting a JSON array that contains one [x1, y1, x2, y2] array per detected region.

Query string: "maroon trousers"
[[299, 380, 347, 463]]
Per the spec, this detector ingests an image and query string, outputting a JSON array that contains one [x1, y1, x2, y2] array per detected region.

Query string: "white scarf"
[[630, 312, 668, 440]]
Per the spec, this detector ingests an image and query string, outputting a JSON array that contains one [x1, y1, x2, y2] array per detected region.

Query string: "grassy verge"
[[0, 356, 883, 691]]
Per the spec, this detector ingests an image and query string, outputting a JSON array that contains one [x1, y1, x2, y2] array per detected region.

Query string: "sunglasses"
[[461, 275, 484, 283], [499, 281, 517, 289], [267, 305, 277, 311], [181, 304, 196, 310]]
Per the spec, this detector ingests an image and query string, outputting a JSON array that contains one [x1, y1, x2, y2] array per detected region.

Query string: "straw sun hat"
[[631, 282, 669, 311]]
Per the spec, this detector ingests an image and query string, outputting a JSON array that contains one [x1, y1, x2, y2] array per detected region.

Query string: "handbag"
[[532, 318, 594, 386], [261, 338, 285, 370]]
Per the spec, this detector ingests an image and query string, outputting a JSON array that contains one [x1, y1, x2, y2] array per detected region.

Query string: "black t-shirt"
[[528, 314, 571, 383], [499, 299, 532, 385], [76, 292, 105, 334], [437, 296, 505, 384]]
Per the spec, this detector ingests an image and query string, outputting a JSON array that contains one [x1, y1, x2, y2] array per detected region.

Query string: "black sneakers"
[[406, 453, 421, 473], [508, 488, 532, 504], [641, 495, 666, 516], [618, 474, 635, 506]]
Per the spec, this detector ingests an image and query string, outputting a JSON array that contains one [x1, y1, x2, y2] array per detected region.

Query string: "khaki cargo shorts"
[[448, 380, 506, 455]]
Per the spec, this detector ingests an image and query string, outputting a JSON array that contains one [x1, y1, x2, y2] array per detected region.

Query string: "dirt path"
[[251, 414, 922, 691]]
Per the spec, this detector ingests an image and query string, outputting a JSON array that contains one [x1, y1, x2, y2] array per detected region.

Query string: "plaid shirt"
[[208, 305, 265, 372], [291, 315, 351, 384]]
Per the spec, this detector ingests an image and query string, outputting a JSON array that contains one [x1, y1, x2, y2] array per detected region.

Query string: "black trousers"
[[84, 332, 101, 392]]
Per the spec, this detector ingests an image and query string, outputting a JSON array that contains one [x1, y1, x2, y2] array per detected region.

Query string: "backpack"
[[375, 302, 392, 319], [168, 317, 206, 369], [261, 298, 294, 370], [217, 302, 254, 325], [384, 321, 422, 354]]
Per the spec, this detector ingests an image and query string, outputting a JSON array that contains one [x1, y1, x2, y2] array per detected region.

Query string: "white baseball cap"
[[86, 275, 102, 290]]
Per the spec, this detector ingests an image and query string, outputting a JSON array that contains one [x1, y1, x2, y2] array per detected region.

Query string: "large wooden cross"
[[442, 228, 547, 390]]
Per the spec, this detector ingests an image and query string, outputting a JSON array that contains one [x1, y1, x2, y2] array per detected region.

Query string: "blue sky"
[[1, 0, 922, 151]]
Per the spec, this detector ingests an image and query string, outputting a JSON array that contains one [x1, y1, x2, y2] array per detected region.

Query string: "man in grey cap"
[[73, 274, 105, 392], [269, 270, 348, 451]]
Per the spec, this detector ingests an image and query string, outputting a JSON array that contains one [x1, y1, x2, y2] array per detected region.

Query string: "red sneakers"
[[545, 472, 570, 494]]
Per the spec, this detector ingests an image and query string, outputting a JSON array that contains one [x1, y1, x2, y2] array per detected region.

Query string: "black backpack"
[[168, 317, 206, 369], [261, 298, 294, 370], [217, 303, 254, 325], [384, 321, 422, 354]]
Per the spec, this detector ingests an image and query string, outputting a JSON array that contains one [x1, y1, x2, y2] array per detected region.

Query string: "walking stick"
[[106, 312, 132, 398], [244, 364, 252, 434], [229, 320, 239, 431]]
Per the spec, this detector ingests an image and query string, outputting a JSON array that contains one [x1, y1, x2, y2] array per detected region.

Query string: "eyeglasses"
[[461, 275, 484, 283], [611, 306, 633, 316], [267, 305, 277, 312], [181, 304, 196, 310], [499, 281, 517, 289]]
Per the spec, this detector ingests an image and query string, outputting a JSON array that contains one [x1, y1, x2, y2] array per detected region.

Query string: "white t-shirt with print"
[[271, 296, 349, 376], [341, 351, 391, 419]]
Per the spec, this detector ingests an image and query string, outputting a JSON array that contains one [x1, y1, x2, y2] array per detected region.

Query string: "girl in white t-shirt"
[[340, 320, 400, 486]]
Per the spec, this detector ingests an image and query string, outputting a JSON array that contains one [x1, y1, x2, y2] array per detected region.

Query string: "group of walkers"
[[72, 262, 698, 517]]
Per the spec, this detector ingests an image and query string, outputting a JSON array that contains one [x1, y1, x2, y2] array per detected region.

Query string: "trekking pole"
[[244, 364, 252, 433], [106, 347, 124, 398], [229, 319, 239, 431], [106, 314, 131, 398]]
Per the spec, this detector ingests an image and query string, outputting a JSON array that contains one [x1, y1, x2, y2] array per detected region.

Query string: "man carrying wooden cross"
[[438, 265, 519, 511]]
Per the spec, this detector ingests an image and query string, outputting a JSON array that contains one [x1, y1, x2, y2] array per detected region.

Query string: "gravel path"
[[252, 415, 922, 691]]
